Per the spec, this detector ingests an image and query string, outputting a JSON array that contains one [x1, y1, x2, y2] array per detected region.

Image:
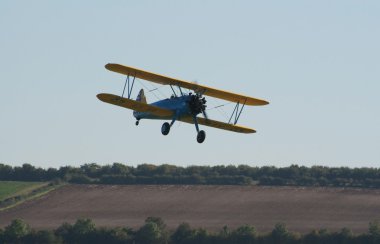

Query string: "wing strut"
[[228, 99, 247, 125], [169, 85, 184, 97], [121, 73, 137, 99], [170, 85, 177, 97]]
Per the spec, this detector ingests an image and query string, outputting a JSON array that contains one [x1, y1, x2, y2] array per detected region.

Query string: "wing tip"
[[105, 63, 115, 70], [244, 128, 256, 133], [256, 99, 270, 106], [246, 98, 269, 106], [96, 93, 111, 102]]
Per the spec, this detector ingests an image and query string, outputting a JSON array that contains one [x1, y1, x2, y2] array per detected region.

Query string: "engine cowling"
[[188, 94, 207, 116]]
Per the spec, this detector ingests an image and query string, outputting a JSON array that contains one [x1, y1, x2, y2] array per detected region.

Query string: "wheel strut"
[[192, 116, 206, 143]]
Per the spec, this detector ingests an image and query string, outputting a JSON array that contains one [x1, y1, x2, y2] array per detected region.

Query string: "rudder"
[[136, 89, 147, 104]]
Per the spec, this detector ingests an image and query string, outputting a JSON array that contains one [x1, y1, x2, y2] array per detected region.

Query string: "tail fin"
[[136, 89, 147, 104]]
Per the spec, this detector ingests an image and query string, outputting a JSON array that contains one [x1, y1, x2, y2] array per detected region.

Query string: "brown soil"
[[0, 184, 379, 233]]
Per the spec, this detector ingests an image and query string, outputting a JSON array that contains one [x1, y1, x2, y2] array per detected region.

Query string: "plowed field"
[[1, 184, 379, 233]]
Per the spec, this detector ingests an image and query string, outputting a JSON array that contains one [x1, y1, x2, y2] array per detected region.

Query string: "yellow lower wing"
[[179, 117, 256, 134], [97, 93, 173, 117], [98, 93, 254, 133]]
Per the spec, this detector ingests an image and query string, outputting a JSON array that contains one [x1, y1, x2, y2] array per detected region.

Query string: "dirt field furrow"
[[0, 184, 379, 233]]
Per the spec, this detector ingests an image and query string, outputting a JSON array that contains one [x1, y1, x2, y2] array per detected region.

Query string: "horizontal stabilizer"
[[97, 93, 173, 117]]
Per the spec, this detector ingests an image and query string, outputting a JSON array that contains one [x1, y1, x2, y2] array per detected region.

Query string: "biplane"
[[97, 63, 269, 143]]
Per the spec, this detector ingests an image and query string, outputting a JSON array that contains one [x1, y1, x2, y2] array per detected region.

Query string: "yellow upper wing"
[[97, 93, 174, 117], [179, 117, 256, 134], [105, 63, 269, 106]]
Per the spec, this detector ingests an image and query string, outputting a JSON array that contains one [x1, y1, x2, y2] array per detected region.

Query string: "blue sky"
[[1, 1, 379, 168]]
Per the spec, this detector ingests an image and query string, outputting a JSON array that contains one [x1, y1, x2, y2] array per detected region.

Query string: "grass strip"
[[0, 182, 64, 211]]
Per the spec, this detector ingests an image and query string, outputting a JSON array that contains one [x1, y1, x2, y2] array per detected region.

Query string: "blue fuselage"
[[133, 95, 192, 121]]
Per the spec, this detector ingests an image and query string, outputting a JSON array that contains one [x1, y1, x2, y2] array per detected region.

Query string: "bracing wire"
[[135, 78, 232, 122], [206, 100, 232, 121], [137, 80, 167, 100]]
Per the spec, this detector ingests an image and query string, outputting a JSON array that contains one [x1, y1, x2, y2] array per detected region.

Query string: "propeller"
[[201, 97, 208, 120], [188, 92, 208, 120], [202, 110, 209, 120], [187, 80, 209, 120]]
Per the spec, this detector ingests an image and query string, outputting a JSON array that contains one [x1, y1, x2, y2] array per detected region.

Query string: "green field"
[[0, 181, 47, 201]]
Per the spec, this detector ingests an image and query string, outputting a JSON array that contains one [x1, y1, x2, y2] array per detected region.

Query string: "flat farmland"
[[0, 184, 379, 233]]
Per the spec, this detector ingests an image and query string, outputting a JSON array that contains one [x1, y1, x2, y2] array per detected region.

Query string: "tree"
[[192, 228, 209, 244], [270, 223, 291, 243], [55, 219, 97, 244], [91, 227, 134, 244], [111, 163, 129, 175], [24, 230, 61, 244], [0, 228, 4, 243], [136, 164, 157, 176], [136, 222, 167, 244], [4, 219, 31, 242], [231, 225, 256, 244], [171, 222, 194, 244], [0, 164, 13, 180], [145, 217, 167, 231], [303, 229, 331, 244], [55, 222, 73, 243], [81, 163, 102, 178], [369, 221, 380, 243], [333, 227, 354, 244], [369, 221, 380, 237], [135, 217, 169, 244], [221, 225, 229, 236], [72, 218, 96, 236]]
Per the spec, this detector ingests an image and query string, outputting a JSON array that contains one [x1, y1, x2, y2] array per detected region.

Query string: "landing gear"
[[135, 120, 140, 126], [160, 115, 206, 143], [161, 117, 177, 136], [197, 130, 206, 143], [192, 116, 206, 143], [161, 122, 170, 135]]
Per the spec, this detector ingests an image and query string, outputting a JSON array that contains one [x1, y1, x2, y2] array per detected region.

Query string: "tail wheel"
[[161, 122, 170, 135], [197, 130, 206, 143]]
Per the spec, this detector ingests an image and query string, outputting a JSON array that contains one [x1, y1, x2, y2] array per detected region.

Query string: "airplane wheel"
[[161, 122, 170, 135], [197, 130, 206, 143], [135, 120, 139, 126]]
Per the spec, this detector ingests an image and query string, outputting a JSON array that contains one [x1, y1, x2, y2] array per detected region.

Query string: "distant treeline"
[[1, 217, 380, 244], [1, 163, 380, 188]]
